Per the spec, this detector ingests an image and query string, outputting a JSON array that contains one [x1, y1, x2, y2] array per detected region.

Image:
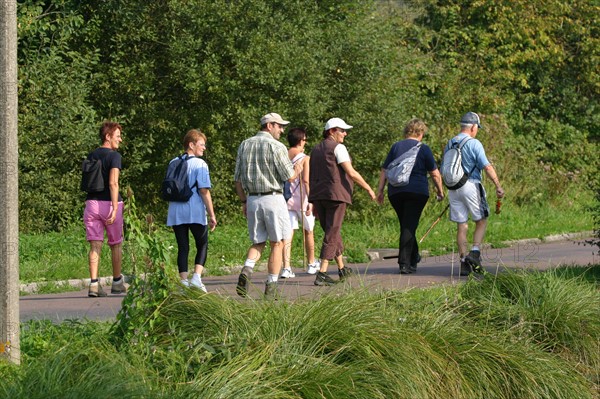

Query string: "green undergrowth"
[[19, 281, 81, 296], [3, 265, 599, 398]]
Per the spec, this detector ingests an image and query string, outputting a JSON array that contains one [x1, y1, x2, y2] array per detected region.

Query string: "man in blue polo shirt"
[[444, 112, 505, 275]]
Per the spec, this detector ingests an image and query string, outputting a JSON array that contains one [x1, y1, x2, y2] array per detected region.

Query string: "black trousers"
[[172, 223, 208, 274], [388, 192, 429, 267]]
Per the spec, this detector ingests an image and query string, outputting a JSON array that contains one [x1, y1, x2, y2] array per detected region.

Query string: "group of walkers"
[[233, 114, 377, 297], [82, 111, 504, 298]]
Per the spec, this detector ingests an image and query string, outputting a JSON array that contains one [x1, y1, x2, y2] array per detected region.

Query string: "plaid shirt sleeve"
[[273, 142, 294, 182], [234, 144, 243, 183]]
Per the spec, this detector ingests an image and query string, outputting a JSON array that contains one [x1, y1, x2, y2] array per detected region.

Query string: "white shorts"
[[288, 210, 315, 232], [448, 180, 489, 223], [247, 194, 292, 243]]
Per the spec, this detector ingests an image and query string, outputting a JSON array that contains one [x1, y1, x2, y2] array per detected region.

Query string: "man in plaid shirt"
[[234, 112, 302, 298]]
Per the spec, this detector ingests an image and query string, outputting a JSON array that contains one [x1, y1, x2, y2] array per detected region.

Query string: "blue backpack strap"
[[181, 153, 199, 191], [290, 153, 306, 195], [456, 135, 471, 148]]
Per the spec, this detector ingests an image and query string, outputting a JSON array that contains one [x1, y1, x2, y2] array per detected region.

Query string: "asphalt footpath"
[[19, 236, 598, 323]]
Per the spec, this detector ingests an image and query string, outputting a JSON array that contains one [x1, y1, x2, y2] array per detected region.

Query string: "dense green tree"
[[416, 0, 599, 179], [80, 0, 434, 220], [16, 0, 598, 231], [18, 1, 99, 231]]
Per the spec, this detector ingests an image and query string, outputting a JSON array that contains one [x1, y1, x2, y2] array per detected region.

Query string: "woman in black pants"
[[377, 119, 444, 274], [166, 129, 217, 290]]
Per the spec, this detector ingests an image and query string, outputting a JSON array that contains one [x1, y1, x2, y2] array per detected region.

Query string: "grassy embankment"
[[3, 265, 600, 398]]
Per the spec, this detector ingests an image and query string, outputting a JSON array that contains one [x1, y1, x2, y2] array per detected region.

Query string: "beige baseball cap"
[[260, 112, 290, 126]]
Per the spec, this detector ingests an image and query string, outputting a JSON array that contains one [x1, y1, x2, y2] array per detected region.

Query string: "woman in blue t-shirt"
[[377, 119, 444, 274], [167, 129, 217, 291]]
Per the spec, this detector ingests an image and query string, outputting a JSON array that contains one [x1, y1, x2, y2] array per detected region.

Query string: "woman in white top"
[[281, 128, 319, 278], [166, 129, 217, 291]]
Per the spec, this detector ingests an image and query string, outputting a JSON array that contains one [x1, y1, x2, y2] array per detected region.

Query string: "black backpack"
[[161, 154, 197, 202], [81, 157, 104, 193], [283, 181, 292, 202]]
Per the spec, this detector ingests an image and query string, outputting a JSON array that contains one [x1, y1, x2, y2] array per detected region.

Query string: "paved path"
[[19, 238, 598, 323]]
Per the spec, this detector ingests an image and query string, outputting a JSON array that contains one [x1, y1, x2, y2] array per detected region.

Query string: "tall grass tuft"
[[136, 284, 596, 398], [459, 266, 600, 387], [2, 323, 149, 399], [8, 268, 599, 398]]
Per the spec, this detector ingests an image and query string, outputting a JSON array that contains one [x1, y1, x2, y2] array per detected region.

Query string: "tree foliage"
[[18, 0, 99, 230], [16, 0, 599, 232], [417, 0, 599, 177]]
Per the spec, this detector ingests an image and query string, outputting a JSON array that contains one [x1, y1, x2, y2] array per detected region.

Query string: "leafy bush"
[[18, 1, 99, 231], [16, 0, 599, 231], [110, 190, 173, 345]]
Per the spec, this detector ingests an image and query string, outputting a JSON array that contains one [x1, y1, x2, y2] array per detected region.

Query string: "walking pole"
[[383, 203, 449, 259], [298, 171, 307, 270], [418, 203, 449, 244]]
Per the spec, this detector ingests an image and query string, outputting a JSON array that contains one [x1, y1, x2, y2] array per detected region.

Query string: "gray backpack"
[[385, 142, 422, 187], [441, 136, 473, 190]]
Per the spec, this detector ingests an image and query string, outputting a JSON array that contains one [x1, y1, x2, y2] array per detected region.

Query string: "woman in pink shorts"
[[83, 121, 127, 297]]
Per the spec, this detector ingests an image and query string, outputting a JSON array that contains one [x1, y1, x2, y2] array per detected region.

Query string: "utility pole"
[[0, 0, 20, 365]]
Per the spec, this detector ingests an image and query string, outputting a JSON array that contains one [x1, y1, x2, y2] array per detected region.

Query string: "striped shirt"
[[234, 131, 294, 193]]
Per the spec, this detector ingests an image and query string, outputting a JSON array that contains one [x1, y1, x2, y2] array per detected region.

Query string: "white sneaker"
[[280, 268, 296, 279], [307, 260, 321, 275], [181, 279, 190, 287], [190, 273, 207, 292]]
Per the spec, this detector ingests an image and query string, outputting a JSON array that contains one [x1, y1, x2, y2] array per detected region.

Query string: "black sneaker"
[[465, 250, 483, 273], [236, 266, 253, 297], [408, 254, 421, 273], [314, 271, 336, 286], [399, 265, 412, 274], [264, 281, 279, 299], [338, 266, 354, 281], [460, 261, 472, 276]]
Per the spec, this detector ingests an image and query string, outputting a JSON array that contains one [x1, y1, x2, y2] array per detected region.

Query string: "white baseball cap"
[[260, 112, 290, 126], [324, 117, 353, 131]]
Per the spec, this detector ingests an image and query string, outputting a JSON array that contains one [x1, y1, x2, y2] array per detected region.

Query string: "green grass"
[[3, 266, 599, 398], [19, 281, 81, 296], [351, 188, 594, 257], [18, 188, 594, 286]]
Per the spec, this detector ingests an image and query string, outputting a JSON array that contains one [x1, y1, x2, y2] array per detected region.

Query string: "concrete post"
[[0, 0, 20, 365]]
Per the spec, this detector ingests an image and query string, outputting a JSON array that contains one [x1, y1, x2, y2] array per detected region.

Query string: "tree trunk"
[[0, 0, 20, 365]]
